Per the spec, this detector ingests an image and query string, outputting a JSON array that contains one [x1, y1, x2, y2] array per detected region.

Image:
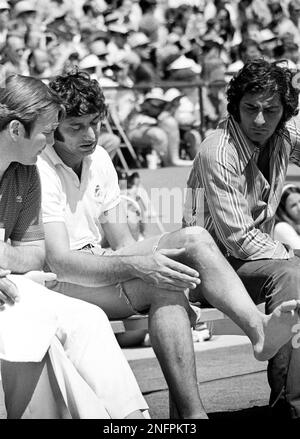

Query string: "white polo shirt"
[[37, 145, 120, 250]]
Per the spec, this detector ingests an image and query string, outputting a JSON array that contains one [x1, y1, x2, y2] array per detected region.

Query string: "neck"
[[0, 134, 14, 181], [53, 141, 83, 177]]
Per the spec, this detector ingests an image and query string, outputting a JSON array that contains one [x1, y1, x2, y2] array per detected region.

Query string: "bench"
[[110, 304, 266, 336], [111, 304, 266, 418], [110, 307, 236, 335]]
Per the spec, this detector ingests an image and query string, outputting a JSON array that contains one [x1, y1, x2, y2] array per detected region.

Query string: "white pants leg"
[[1, 275, 148, 419]]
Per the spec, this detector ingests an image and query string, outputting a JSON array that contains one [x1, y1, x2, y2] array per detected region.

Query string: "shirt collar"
[[220, 115, 283, 172], [42, 144, 65, 167], [41, 144, 93, 170]]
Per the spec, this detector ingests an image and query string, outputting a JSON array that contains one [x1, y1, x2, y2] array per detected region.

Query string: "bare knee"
[[149, 287, 191, 313], [179, 226, 216, 249]]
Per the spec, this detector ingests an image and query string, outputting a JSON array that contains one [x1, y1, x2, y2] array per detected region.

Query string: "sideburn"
[[54, 128, 65, 142]]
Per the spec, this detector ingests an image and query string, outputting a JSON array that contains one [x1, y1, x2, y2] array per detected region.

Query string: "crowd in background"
[[2, 0, 300, 166]]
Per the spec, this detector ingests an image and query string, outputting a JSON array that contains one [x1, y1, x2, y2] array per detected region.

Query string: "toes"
[[279, 299, 298, 312]]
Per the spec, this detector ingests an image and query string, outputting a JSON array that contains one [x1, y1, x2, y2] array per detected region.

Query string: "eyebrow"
[[244, 103, 281, 109]]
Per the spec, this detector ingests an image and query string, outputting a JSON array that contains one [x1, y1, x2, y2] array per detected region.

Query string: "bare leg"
[[122, 279, 208, 419], [159, 116, 193, 167], [157, 227, 300, 361]]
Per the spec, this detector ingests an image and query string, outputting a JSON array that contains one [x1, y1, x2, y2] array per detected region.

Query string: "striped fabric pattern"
[[183, 115, 300, 260]]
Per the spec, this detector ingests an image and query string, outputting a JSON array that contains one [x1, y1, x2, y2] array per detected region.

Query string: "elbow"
[[45, 252, 67, 279]]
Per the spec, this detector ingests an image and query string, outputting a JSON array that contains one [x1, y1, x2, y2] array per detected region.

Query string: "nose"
[[254, 111, 265, 126], [85, 126, 96, 142]]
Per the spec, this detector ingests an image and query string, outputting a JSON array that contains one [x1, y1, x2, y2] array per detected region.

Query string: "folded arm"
[[198, 145, 290, 260]]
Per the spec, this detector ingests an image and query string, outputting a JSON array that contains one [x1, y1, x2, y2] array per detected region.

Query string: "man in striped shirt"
[[183, 59, 300, 418]]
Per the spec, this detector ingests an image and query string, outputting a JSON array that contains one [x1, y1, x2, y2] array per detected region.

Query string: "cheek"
[[33, 133, 46, 146]]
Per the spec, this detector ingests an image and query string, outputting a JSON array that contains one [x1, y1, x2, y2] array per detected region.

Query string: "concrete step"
[[124, 335, 267, 395]]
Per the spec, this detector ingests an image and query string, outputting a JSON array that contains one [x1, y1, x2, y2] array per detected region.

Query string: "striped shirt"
[[183, 115, 300, 260], [0, 163, 44, 242]]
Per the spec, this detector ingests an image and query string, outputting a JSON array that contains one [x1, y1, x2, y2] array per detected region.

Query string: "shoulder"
[[13, 164, 39, 185], [90, 145, 118, 178], [37, 151, 62, 178], [198, 126, 237, 164]]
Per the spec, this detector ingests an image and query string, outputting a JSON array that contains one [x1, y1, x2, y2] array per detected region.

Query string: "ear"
[[8, 120, 25, 141]]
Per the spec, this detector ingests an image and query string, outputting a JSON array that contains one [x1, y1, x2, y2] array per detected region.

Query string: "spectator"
[[127, 31, 159, 85], [201, 61, 228, 131], [163, 87, 201, 161], [0, 32, 29, 77], [274, 184, 300, 248], [13, 0, 37, 35], [28, 48, 52, 78], [125, 87, 169, 165], [0, 0, 10, 51], [227, 38, 261, 74], [106, 23, 131, 65]]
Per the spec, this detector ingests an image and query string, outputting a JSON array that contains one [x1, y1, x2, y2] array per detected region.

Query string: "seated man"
[[0, 74, 148, 419], [183, 58, 300, 418], [126, 88, 193, 167], [37, 69, 300, 419]]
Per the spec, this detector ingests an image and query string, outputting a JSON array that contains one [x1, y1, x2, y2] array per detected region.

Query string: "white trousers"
[[0, 275, 148, 419]]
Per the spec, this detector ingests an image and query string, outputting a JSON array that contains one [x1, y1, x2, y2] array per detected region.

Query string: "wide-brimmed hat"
[[128, 32, 150, 48], [144, 87, 166, 102], [0, 0, 10, 11], [108, 23, 129, 35], [14, 0, 36, 17], [79, 54, 103, 69], [164, 88, 184, 102], [166, 55, 201, 74]]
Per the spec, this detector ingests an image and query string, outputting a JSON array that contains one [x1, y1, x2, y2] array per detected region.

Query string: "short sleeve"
[[10, 166, 44, 242], [98, 148, 121, 220]]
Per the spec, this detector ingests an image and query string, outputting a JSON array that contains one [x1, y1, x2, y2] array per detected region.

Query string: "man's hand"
[[0, 268, 19, 308], [132, 248, 201, 291]]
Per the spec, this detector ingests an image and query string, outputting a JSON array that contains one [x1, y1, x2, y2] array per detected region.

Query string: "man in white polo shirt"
[[0, 74, 149, 420], [38, 69, 300, 419]]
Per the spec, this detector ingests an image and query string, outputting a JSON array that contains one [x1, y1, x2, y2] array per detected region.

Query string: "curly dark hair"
[[48, 68, 107, 119], [227, 59, 299, 131]]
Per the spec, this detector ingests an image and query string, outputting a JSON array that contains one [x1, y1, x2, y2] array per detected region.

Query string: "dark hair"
[[276, 185, 300, 223], [0, 74, 63, 136], [227, 59, 299, 130], [48, 69, 107, 119]]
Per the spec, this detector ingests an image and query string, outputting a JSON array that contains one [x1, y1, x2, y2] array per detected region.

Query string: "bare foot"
[[254, 300, 300, 361]]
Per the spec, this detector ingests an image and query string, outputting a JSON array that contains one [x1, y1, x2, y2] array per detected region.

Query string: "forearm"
[[0, 242, 45, 273], [46, 250, 141, 287]]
